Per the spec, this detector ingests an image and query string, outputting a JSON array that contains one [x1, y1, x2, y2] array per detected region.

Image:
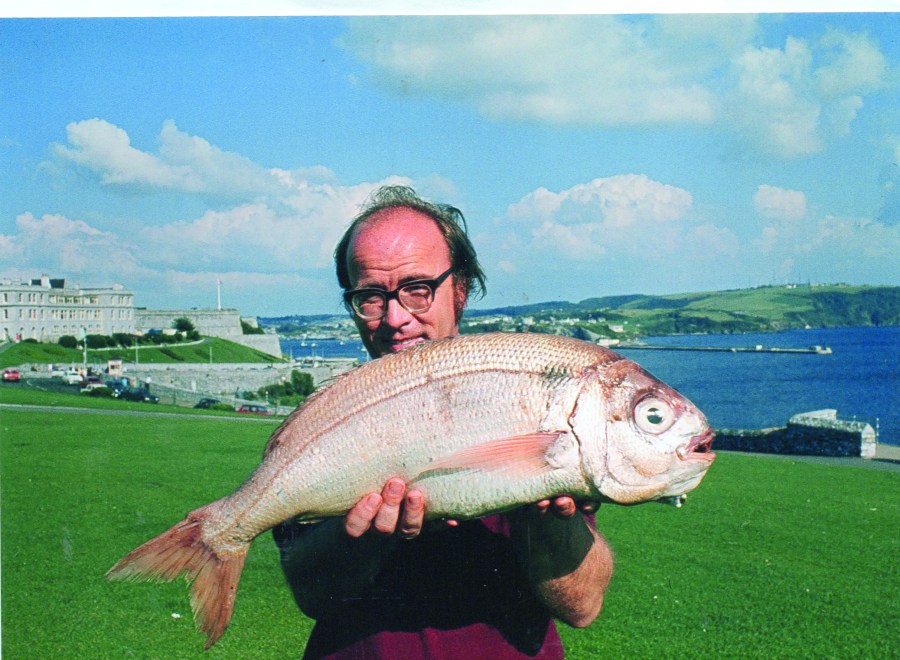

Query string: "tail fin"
[[106, 507, 248, 649]]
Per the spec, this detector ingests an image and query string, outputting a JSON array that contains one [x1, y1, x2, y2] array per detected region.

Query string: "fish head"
[[577, 359, 715, 505]]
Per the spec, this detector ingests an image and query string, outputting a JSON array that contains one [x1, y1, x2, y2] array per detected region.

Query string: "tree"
[[291, 370, 315, 396], [173, 317, 196, 333]]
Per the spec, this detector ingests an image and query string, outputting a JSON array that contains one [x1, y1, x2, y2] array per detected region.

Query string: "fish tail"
[[106, 506, 248, 649]]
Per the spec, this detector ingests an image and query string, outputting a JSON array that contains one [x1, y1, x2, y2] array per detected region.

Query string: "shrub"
[[86, 334, 113, 349], [173, 317, 196, 333], [291, 370, 315, 396], [58, 335, 78, 349], [210, 403, 234, 412], [241, 320, 265, 335], [112, 333, 137, 347]]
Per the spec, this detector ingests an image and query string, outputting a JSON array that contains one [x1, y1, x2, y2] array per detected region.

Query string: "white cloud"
[[53, 119, 178, 187], [485, 174, 728, 295], [753, 185, 807, 221], [484, 171, 898, 301], [52, 118, 323, 199], [813, 29, 887, 98], [505, 174, 694, 259], [4, 212, 143, 283], [727, 29, 887, 158], [138, 180, 379, 273], [341, 16, 887, 158], [340, 15, 757, 126], [0, 208, 354, 313], [478, 175, 749, 300], [754, 213, 900, 283]]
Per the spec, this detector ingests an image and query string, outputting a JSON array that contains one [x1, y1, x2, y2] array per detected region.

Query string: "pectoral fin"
[[422, 432, 565, 479]]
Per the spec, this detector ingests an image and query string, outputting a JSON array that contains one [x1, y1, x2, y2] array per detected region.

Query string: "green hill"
[[0, 337, 283, 369], [588, 285, 899, 336], [462, 284, 899, 339]]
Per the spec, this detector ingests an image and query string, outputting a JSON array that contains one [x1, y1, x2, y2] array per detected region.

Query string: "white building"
[[0, 274, 135, 342]]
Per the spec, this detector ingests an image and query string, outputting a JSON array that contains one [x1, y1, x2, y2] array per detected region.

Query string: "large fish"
[[107, 332, 715, 647]]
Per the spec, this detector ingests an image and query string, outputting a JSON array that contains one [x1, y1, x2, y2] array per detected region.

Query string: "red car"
[[2, 368, 21, 382], [236, 404, 270, 416]]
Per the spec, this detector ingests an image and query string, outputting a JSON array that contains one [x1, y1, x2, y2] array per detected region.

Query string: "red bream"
[[108, 332, 715, 648]]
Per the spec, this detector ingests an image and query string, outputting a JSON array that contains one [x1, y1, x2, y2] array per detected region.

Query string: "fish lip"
[[676, 429, 716, 461], [387, 336, 425, 352]]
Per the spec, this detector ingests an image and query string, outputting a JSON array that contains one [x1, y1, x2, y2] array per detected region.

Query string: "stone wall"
[[229, 334, 283, 358], [714, 409, 876, 458], [115, 355, 351, 393], [135, 308, 243, 338], [134, 308, 282, 357]]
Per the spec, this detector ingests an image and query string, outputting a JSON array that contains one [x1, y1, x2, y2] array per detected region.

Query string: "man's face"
[[347, 207, 464, 358]]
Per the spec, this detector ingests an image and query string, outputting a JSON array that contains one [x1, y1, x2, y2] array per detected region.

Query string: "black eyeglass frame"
[[343, 266, 455, 321]]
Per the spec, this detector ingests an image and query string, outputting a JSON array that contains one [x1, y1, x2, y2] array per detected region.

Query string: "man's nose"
[[383, 297, 414, 327]]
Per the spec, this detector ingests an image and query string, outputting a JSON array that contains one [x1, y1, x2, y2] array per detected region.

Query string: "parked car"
[[63, 370, 83, 385], [105, 378, 129, 396], [2, 368, 21, 382], [236, 404, 269, 415], [119, 387, 160, 404], [194, 398, 221, 409]]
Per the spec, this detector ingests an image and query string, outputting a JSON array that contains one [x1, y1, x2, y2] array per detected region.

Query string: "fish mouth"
[[388, 337, 425, 352], [676, 429, 716, 462]]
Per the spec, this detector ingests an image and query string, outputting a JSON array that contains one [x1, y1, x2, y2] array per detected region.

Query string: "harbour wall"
[[119, 359, 357, 393], [20, 358, 359, 412], [714, 410, 876, 458]]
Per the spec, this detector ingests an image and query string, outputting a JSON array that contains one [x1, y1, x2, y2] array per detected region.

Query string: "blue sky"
[[2, 7, 899, 316]]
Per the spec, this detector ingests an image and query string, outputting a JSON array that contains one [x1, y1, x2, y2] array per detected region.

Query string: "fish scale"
[[107, 331, 715, 649]]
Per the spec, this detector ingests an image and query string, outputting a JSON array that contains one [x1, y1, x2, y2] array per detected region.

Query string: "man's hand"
[[344, 478, 426, 539], [533, 496, 598, 518]]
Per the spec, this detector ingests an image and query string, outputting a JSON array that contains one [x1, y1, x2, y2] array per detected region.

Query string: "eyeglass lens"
[[352, 283, 434, 319]]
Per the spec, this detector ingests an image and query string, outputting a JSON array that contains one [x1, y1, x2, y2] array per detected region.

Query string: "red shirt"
[[277, 514, 582, 659]]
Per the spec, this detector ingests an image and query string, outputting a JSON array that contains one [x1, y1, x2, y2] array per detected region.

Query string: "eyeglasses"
[[343, 267, 455, 321]]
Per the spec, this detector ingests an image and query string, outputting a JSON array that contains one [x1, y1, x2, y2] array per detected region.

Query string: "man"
[[274, 186, 613, 658]]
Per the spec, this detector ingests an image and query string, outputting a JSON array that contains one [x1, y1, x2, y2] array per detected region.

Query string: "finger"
[[373, 478, 406, 535], [398, 489, 425, 538], [579, 500, 599, 514], [345, 492, 382, 538], [533, 499, 552, 514], [551, 496, 577, 518]]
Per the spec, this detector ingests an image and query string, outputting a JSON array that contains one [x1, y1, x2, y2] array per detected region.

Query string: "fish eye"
[[634, 396, 676, 435]]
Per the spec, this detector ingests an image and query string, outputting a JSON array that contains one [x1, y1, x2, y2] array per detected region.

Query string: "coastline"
[[722, 442, 900, 473], [876, 442, 900, 462]]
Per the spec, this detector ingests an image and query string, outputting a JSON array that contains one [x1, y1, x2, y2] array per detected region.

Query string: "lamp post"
[[81, 327, 87, 371]]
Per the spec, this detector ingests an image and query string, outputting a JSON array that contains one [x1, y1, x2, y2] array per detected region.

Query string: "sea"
[[281, 326, 899, 446]]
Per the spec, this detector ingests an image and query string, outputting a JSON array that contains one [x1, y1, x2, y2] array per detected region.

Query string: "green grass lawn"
[[0, 336, 282, 369], [2, 394, 897, 658]]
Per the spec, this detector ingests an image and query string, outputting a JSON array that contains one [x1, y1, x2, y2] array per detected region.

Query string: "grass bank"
[[1, 396, 897, 657], [0, 336, 282, 369]]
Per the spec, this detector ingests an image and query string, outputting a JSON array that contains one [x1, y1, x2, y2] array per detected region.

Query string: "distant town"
[[261, 283, 900, 344], [3, 275, 897, 353]]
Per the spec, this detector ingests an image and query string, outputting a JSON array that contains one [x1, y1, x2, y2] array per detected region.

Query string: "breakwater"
[[714, 410, 876, 458], [619, 343, 832, 354]]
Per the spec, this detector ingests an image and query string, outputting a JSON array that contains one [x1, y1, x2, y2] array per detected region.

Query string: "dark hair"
[[334, 185, 487, 305]]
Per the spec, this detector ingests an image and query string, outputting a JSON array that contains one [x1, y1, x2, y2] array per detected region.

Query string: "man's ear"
[[453, 277, 469, 322]]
